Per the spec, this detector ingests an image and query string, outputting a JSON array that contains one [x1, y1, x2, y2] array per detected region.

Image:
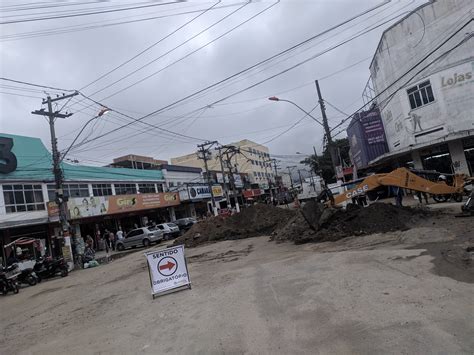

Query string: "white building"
[[369, 0, 473, 175]]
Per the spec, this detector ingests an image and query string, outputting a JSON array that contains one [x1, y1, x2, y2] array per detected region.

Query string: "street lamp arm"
[[271, 98, 323, 127], [59, 108, 109, 163]]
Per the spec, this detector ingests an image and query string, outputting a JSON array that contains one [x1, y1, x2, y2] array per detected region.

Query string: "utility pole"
[[216, 146, 231, 207], [315, 80, 339, 178], [222, 145, 241, 212], [197, 141, 218, 215], [32, 92, 78, 237], [287, 166, 296, 189], [297, 169, 303, 191]]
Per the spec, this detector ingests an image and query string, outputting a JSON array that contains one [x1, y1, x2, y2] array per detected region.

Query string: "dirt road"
[[1, 218, 473, 354]]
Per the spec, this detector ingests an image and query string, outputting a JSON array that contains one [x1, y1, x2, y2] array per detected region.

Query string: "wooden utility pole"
[[32, 92, 78, 236], [197, 141, 218, 215], [315, 80, 339, 177]]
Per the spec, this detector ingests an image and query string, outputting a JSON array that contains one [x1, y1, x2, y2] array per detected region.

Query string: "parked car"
[[174, 217, 197, 231], [116, 227, 163, 251], [155, 223, 180, 240]]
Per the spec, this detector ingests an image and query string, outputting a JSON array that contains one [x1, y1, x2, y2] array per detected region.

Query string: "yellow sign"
[[212, 185, 223, 197]]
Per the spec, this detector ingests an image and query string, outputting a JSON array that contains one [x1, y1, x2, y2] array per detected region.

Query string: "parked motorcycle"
[[15, 266, 39, 286], [0, 265, 19, 295], [34, 257, 68, 281]]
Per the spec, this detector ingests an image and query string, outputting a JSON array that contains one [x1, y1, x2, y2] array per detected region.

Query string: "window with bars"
[[3, 184, 45, 213], [92, 184, 113, 196], [114, 183, 137, 195], [407, 80, 435, 109], [138, 183, 156, 194], [156, 184, 164, 193], [47, 183, 89, 201]]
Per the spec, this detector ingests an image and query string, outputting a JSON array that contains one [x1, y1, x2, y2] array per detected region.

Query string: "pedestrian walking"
[[116, 227, 124, 241]]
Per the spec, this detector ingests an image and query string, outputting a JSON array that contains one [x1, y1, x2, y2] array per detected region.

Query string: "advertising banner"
[[188, 185, 211, 199], [66, 192, 180, 220], [145, 245, 191, 298], [212, 185, 223, 198]]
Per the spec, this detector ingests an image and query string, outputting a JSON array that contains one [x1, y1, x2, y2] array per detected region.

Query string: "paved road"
[[1, 229, 473, 354]]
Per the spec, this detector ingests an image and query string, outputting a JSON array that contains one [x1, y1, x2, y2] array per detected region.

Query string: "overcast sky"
[[0, 0, 425, 168]]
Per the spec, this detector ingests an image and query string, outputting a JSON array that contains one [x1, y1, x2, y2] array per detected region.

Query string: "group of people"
[[85, 227, 125, 254]]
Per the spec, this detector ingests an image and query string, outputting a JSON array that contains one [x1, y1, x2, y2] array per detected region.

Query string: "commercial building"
[[171, 139, 275, 187], [362, 0, 473, 175], [0, 134, 180, 260]]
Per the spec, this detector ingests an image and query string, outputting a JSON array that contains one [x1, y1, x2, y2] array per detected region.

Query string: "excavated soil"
[[272, 202, 433, 244], [174, 204, 296, 247]]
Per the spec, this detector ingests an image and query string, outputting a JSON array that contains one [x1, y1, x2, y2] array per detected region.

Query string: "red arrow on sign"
[[159, 261, 175, 271]]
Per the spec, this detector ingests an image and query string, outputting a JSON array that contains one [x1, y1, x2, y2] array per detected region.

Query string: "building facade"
[[0, 134, 181, 262], [368, 0, 473, 175], [171, 139, 275, 187]]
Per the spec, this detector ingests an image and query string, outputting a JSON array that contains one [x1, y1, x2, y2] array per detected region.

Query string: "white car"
[[155, 223, 180, 240]]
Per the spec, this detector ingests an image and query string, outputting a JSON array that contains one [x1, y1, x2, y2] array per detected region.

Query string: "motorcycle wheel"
[[1, 286, 7, 295], [13, 284, 19, 294], [27, 276, 37, 286], [453, 194, 463, 203], [60, 268, 68, 277]]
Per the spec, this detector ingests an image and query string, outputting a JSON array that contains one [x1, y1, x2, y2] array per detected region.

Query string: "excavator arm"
[[333, 168, 467, 205]]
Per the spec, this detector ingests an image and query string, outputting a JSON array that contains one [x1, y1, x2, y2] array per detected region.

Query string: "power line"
[[79, 1, 223, 91], [330, 18, 473, 135], [0, 77, 75, 92], [86, 0, 274, 104], [0, 3, 244, 42], [0, 1, 183, 25], [70, 1, 389, 149]]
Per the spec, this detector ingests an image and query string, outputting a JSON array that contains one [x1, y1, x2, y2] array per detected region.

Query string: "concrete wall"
[[370, 0, 474, 153]]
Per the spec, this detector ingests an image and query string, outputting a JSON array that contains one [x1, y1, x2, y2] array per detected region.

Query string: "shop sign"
[[212, 185, 223, 197], [67, 192, 180, 219], [187, 185, 211, 200], [243, 189, 263, 198], [145, 245, 191, 298]]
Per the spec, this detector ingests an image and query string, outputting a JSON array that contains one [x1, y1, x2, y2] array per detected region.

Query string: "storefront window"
[[47, 183, 89, 200], [92, 183, 113, 196], [138, 183, 156, 193], [115, 183, 137, 195], [3, 184, 45, 213]]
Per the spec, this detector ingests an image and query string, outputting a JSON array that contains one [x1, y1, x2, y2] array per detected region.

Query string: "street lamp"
[[268, 96, 323, 126], [60, 107, 110, 163], [269, 96, 338, 180]]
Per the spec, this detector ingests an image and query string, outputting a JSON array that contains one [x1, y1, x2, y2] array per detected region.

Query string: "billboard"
[[347, 107, 389, 169], [47, 192, 181, 220]]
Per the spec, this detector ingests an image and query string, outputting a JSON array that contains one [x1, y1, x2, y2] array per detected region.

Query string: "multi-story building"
[[171, 139, 275, 187], [0, 134, 182, 263], [364, 0, 473, 175]]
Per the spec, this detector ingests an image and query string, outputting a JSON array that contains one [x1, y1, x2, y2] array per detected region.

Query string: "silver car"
[[116, 227, 163, 251], [156, 223, 180, 240]]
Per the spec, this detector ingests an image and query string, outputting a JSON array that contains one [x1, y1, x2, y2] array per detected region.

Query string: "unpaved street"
[[1, 217, 473, 355]]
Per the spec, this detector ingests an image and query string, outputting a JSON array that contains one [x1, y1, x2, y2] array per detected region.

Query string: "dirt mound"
[[273, 203, 431, 244], [174, 204, 296, 247]]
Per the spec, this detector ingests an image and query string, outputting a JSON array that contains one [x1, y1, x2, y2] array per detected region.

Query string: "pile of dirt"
[[272, 202, 431, 244], [174, 204, 296, 247]]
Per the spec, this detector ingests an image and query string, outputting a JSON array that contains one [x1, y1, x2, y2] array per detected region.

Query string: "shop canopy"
[[0, 134, 164, 182]]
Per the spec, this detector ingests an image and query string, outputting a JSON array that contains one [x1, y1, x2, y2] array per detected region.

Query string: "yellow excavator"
[[328, 168, 473, 214]]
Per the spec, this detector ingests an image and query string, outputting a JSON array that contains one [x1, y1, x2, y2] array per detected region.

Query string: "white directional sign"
[[145, 245, 191, 298]]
